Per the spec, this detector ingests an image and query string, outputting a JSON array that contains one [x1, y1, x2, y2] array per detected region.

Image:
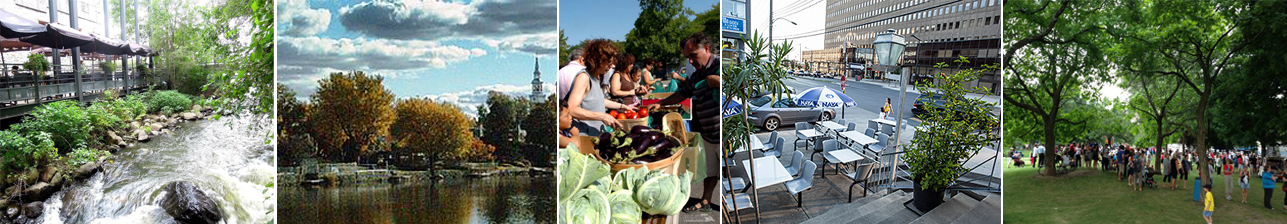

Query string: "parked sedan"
[[745, 95, 836, 131]]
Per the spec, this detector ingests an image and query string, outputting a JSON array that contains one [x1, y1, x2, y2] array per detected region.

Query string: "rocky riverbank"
[[1, 104, 221, 224]]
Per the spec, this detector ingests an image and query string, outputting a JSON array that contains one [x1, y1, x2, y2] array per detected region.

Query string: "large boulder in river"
[[20, 202, 40, 219], [135, 130, 151, 142], [5, 205, 17, 219], [161, 181, 224, 224], [107, 131, 124, 146], [20, 183, 56, 202], [74, 162, 101, 180], [181, 112, 198, 120]]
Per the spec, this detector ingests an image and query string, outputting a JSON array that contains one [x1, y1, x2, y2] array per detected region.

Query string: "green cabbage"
[[607, 189, 642, 224], [559, 145, 610, 202], [559, 145, 694, 224], [562, 183, 611, 224], [632, 171, 692, 215]]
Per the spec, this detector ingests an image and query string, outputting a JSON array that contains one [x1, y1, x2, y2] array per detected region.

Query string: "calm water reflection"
[[280, 176, 555, 224]]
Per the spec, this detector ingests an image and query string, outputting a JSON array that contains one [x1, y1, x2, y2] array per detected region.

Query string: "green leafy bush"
[[178, 66, 210, 96], [86, 103, 124, 132], [115, 94, 148, 120], [14, 101, 92, 151], [0, 131, 59, 171], [65, 146, 106, 168], [147, 90, 194, 114]]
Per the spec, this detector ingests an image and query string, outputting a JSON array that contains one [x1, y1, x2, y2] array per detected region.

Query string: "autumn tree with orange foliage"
[[391, 98, 475, 174], [309, 71, 395, 162]]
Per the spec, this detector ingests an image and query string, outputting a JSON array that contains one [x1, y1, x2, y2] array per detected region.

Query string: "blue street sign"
[[722, 17, 745, 34]]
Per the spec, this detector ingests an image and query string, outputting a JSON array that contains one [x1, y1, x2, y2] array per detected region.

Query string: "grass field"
[[1003, 166, 1287, 223]]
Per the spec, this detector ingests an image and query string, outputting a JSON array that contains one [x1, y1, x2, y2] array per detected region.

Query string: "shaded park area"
[[1004, 167, 1286, 223], [1002, 0, 1287, 223]]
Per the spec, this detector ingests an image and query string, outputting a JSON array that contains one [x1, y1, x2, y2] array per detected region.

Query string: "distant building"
[[804, 0, 1001, 94], [530, 57, 545, 102]]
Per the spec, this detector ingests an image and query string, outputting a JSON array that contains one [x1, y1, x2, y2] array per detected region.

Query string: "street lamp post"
[[873, 29, 907, 172]]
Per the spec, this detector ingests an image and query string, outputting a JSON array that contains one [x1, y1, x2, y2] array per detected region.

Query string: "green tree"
[[1121, 74, 1190, 167], [479, 92, 529, 164], [625, 0, 687, 67], [521, 95, 557, 167], [309, 71, 395, 162], [1003, 0, 1109, 175], [126, 0, 274, 115], [1107, 0, 1263, 183], [1209, 0, 1287, 150], [277, 85, 315, 166], [559, 29, 570, 66]]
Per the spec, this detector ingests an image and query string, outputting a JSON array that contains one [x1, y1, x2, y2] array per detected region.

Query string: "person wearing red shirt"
[[1223, 161, 1235, 200]]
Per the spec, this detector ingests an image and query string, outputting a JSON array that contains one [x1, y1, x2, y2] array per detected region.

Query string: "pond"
[[278, 176, 556, 224]]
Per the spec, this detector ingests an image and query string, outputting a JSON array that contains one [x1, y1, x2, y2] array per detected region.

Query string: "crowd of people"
[[556, 32, 722, 212], [1010, 142, 1287, 223]]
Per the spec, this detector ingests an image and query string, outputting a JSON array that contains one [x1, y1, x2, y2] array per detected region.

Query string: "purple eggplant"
[[644, 131, 665, 146], [632, 135, 654, 156], [630, 125, 653, 135], [596, 132, 614, 150], [649, 138, 674, 154]]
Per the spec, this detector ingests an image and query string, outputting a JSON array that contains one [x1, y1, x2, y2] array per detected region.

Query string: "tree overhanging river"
[[37, 114, 275, 224]]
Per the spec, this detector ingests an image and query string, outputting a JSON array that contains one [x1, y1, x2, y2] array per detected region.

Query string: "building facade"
[[805, 0, 1001, 93], [720, 0, 749, 63], [3, 0, 148, 70]]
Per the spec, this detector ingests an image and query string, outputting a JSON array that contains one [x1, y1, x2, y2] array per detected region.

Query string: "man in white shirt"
[[1035, 144, 1046, 171], [558, 48, 586, 99]]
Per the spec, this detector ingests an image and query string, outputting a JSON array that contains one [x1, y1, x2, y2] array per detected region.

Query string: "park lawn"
[[1004, 166, 1287, 224]]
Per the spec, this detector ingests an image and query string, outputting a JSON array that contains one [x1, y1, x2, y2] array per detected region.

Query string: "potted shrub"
[[904, 56, 1000, 211], [100, 62, 118, 76], [24, 54, 50, 84]]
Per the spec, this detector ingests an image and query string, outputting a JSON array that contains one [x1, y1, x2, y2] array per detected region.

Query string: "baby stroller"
[[1142, 168, 1158, 189]]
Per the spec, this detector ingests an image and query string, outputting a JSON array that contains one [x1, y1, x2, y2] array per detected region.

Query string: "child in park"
[[1203, 184, 1214, 224]]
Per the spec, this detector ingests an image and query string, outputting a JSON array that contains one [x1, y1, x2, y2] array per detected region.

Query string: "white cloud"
[[337, 0, 555, 41], [483, 32, 558, 56], [278, 36, 487, 72], [278, 0, 332, 36], [418, 83, 556, 117]]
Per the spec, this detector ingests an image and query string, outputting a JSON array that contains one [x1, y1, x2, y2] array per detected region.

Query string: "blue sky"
[[560, 0, 720, 44], [278, 0, 557, 116]]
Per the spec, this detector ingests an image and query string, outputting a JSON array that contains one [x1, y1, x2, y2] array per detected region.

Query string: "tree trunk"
[[1154, 118, 1164, 169], [1043, 114, 1058, 175], [1195, 94, 1210, 185]]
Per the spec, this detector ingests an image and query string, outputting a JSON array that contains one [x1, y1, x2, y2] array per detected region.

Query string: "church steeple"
[[530, 57, 544, 102]]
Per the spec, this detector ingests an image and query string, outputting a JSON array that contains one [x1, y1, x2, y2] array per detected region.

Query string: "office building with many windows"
[[802, 0, 1001, 93]]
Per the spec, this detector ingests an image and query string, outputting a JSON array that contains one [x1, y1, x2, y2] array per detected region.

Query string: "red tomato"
[[615, 114, 626, 120], [639, 108, 649, 117], [610, 110, 619, 117]]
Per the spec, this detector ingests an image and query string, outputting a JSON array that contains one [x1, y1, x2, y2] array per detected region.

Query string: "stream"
[[37, 115, 275, 224]]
